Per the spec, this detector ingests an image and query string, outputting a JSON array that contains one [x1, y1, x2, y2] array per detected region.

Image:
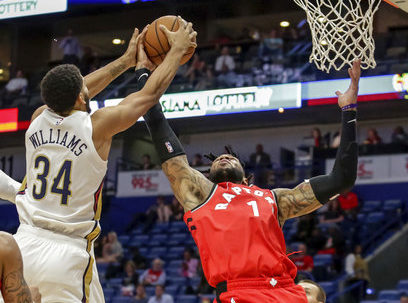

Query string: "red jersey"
[[338, 192, 358, 210], [184, 182, 297, 287], [290, 255, 314, 271]]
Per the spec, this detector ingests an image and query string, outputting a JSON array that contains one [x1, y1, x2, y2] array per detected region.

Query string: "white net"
[[293, 0, 382, 73]]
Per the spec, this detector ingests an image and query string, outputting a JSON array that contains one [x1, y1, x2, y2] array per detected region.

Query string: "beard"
[[84, 93, 91, 113], [208, 167, 244, 184]]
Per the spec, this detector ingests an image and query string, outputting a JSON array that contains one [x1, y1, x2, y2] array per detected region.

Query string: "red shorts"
[[215, 277, 308, 303]]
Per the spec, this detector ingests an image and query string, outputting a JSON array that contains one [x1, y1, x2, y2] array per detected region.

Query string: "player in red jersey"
[[137, 55, 360, 302]]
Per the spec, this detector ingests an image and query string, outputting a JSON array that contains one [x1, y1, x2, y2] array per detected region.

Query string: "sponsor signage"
[[326, 154, 408, 184], [90, 83, 302, 118], [0, 0, 67, 20], [305, 73, 407, 105], [116, 170, 173, 197], [0, 108, 18, 133]]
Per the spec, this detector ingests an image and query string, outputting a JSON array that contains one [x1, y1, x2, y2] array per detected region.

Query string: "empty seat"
[[170, 276, 187, 286], [319, 281, 337, 296], [398, 279, 408, 291], [165, 285, 179, 296], [148, 234, 168, 246], [111, 297, 132, 303], [365, 212, 385, 226], [384, 200, 402, 212], [169, 246, 186, 256], [361, 201, 382, 213], [313, 254, 333, 266], [103, 288, 116, 300], [149, 247, 168, 258], [168, 233, 188, 246], [176, 295, 198, 303], [378, 290, 401, 300], [118, 235, 130, 245], [129, 235, 150, 247]]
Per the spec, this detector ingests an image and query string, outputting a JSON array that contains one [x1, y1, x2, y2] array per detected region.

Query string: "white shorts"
[[12, 224, 105, 303]]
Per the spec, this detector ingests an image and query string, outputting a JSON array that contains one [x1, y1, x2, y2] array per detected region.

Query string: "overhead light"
[[0, 69, 3, 74], [112, 38, 124, 45], [280, 21, 290, 27], [278, 107, 284, 113]]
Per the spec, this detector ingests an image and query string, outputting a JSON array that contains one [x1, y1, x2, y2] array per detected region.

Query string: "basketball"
[[144, 15, 196, 66]]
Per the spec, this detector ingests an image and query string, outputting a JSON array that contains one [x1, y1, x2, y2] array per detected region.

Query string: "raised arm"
[[84, 28, 140, 99], [92, 19, 197, 140], [274, 60, 361, 226]]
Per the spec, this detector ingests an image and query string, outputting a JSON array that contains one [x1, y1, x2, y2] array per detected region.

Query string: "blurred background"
[[0, 0, 407, 302]]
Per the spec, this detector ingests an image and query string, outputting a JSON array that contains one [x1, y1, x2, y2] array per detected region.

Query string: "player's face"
[[298, 282, 322, 303], [208, 154, 245, 184]]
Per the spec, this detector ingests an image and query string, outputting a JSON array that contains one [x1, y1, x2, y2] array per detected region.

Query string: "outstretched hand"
[[159, 16, 197, 53], [122, 28, 140, 68], [336, 59, 361, 110], [136, 26, 156, 72]]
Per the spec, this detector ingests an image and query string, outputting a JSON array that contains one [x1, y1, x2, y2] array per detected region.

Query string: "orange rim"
[[383, 0, 399, 8]]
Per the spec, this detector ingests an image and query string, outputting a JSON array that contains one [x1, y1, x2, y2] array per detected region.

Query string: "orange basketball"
[[144, 15, 196, 66]]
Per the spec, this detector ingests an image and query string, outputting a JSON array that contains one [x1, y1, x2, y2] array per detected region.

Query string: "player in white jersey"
[[10, 19, 197, 303]]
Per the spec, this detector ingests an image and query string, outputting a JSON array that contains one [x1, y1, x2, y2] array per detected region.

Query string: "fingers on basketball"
[[144, 15, 196, 66]]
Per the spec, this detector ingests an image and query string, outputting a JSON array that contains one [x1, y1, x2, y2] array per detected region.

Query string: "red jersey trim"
[[191, 183, 218, 213]]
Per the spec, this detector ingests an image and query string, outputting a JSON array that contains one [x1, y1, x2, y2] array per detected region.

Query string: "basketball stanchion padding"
[[293, 0, 382, 73]]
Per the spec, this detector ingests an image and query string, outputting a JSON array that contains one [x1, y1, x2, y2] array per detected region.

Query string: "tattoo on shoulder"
[[3, 267, 32, 303], [162, 156, 213, 211], [275, 182, 322, 225]]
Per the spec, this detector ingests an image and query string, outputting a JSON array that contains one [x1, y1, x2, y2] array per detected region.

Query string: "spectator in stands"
[[294, 214, 317, 243], [338, 191, 359, 216], [249, 144, 272, 188], [121, 260, 139, 296], [363, 128, 382, 145], [147, 285, 173, 303], [94, 234, 107, 261], [297, 280, 326, 303], [97, 231, 123, 264], [59, 29, 81, 66], [131, 247, 147, 269], [191, 153, 204, 167], [1, 70, 28, 106], [290, 243, 314, 276], [319, 199, 344, 225], [401, 294, 408, 303], [139, 258, 166, 286], [156, 196, 172, 223], [345, 244, 370, 302], [307, 228, 327, 255], [80, 46, 97, 75], [133, 284, 148, 303], [142, 154, 156, 170], [170, 196, 184, 221], [181, 248, 199, 278], [322, 226, 346, 273], [392, 126, 408, 146], [312, 128, 324, 148], [185, 54, 213, 91], [126, 196, 164, 233], [258, 29, 283, 60], [215, 46, 236, 88]]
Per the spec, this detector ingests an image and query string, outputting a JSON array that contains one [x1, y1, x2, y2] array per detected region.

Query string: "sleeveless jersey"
[[15, 109, 107, 238], [184, 182, 297, 287]]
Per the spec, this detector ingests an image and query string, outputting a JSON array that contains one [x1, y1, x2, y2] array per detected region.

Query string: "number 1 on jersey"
[[247, 201, 260, 217]]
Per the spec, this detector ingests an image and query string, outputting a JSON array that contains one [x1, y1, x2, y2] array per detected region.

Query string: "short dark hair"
[[41, 64, 83, 114], [299, 280, 326, 303]]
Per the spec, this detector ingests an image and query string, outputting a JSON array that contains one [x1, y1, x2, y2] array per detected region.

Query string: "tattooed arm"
[[162, 155, 214, 212], [0, 232, 33, 303], [273, 182, 322, 226], [84, 28, 140, 99]]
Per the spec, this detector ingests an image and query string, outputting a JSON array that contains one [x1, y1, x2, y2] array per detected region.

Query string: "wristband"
[[341, 103, 357, 111], [135, 68, 151, 91]]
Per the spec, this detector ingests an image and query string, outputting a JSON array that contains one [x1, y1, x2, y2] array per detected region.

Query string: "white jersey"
[[15, 109, 107, 238]]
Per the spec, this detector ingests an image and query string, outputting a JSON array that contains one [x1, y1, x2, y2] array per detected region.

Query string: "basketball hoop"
[[293, 0, 382, 73]]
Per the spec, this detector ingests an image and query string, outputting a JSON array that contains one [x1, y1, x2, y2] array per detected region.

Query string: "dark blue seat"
[[169, 221, 188, 233], [365, 212, 385, 228], [129, 235, 150, 247], [107, 278, 123, 288], [319, 281, 337, 296], [398, 279, 408, 291], [361, 200, 382, 213], [149, 246, 168, 258], [166, 285, 179, 296], [168, 233, 188, 246], [378, 290, 401, 300], [111, 297, 132, 303], [148, 234, 168, 246], [176, 295, 198, 303], [118, 235, 130, 246], [384, 199, 403, 213], [145, 286, 155, 297], [169, 246, 186, 256], [170, 276, 187, 286], [103, 288, 116, 300], [313, 254, 333, 266]]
